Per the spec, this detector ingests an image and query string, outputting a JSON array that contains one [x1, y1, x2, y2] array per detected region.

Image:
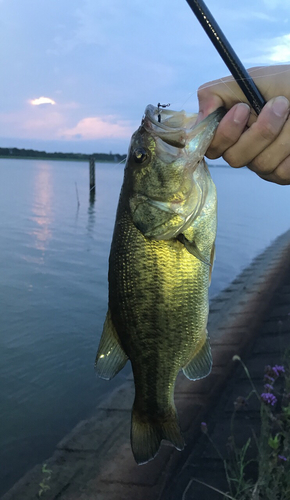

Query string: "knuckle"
[[255, 121, 277, 142], [223, 150, 244, 168], [249, 151, 277, 175], [251, 157, 270, 173], [275, 160, 290, 185], [277, 177, 289, 185], [262, 172, 289, 185], [205, 147, 220, 160], [219, 127, 236, 144]]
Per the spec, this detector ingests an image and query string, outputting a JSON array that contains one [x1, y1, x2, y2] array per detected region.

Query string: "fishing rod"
[[185, 0, 266, 115]]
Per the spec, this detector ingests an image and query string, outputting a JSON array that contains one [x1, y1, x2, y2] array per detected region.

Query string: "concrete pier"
[[2, 229, 290, 500]]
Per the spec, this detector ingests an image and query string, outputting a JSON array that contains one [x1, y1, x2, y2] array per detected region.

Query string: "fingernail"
[[270, 96, 290, 118], [233, 103, 250, 124]]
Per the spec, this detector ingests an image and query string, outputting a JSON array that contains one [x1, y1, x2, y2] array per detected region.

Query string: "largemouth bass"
[[95, 105, 225, 465]]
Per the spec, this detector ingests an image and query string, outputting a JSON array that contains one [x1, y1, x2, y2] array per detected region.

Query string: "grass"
[[38, 464, 52, 498], [183, 352, 290, 500]]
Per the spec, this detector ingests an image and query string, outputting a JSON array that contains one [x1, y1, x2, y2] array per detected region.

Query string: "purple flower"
[[264, 365, 285, 380], [264, 383, 274, 392], [278, 455, 287, 462], [261, 393, 277, 406], [272, 365, 285, 377], [264, 365, 277, 379], [264, 374, 275, 384]]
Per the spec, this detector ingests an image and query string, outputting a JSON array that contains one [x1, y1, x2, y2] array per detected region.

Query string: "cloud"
[[0, 94, 136, 148], [2, 0, 290, 154], [61, 115, 135, 140], [0, 107, 66, 139], [30, 97, 56, 106], [244, 33, 290, 64], [267, 34, 290, 62]]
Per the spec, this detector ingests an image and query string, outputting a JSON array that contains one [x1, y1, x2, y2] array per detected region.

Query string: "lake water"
[[0, 159, 289, 496]]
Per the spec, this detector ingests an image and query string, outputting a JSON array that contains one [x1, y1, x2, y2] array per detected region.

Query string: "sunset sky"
[[1, 0, 289, 154]]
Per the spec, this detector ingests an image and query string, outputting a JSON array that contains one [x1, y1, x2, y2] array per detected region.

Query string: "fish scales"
[[95, 105, 225, 464]]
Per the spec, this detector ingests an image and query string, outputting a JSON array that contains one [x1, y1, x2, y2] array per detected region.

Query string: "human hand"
[[197, 65, 290, 185]]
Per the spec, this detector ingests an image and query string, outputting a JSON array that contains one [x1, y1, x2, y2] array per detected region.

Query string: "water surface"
[[0, 159, 289, 496]]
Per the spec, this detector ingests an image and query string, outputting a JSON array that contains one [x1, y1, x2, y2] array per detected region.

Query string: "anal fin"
[[182, 336, 212, 381], [95, 309, 128, 380]]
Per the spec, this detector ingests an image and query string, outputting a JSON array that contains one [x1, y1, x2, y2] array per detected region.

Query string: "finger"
[[269, 156, 290, 185], [205, 103, 250, 159], [223, 96, 290, 169], [196, 93, 223, 124], [197, 77, 246, 117], [247, 115, 290, 176], [255, 156, 290, 185], [198, 65, 290, 117]]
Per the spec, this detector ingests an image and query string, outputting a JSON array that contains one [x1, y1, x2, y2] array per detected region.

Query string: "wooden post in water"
[[89, 157, 95, 202]]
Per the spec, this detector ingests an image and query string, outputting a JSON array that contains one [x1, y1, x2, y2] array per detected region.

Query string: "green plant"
[[38, 463, 52, 498], [183, 351, 290, 499]]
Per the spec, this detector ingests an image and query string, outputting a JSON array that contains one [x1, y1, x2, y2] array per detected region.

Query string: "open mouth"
[[142, 105, 198, 149]]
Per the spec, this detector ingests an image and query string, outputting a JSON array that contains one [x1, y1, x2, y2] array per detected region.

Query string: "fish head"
[[124, 105, 225, 239]]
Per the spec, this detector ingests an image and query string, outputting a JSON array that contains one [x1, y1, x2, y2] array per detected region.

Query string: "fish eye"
[[133, 148, 148, 164]]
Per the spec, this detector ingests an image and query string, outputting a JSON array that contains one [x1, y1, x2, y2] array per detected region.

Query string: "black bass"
[[95, 105, 225, 465]]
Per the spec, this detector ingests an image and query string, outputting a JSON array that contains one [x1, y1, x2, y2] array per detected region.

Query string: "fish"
[[95, 104, 225, 465]]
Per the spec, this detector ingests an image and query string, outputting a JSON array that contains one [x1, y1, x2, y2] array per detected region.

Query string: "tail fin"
[[131, 406, 185, 465]]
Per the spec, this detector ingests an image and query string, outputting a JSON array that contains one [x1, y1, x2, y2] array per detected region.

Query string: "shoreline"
[[0, 156, 121, 163], [2, 228, 290, 500]]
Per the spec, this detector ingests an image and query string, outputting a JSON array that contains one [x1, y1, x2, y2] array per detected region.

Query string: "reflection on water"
[[87, 199, 96, 238], [30, 163, 54, 256], [89, 189, 95, 205]]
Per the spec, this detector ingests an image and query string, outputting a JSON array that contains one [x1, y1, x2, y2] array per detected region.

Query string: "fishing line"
[[245, 67, 290, 78], [178, 79, 248, 115], [113, 66, 290, 166], [110, 157, 127, 169], [178, 66, 290, 115], [218, 76, 245, 105], [200, 67, 290, 87]]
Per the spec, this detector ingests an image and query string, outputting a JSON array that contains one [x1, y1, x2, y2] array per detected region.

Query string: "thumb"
[[196, 90, 224, 124]]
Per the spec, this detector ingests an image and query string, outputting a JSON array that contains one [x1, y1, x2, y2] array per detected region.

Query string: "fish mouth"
[[142, 105, 198, 149], [142, 104, 225, 166]]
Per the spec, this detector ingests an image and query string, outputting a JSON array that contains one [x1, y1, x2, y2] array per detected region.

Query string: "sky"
[[0, 0, 289, 155]]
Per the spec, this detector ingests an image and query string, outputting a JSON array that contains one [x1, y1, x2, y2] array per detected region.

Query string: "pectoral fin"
[[182, 336, 212, 381], [95, 309, 128, 380], [177, 234, 211, 266]]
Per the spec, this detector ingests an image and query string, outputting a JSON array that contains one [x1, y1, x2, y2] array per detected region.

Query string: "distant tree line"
[[0, 147, 127, 163]]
